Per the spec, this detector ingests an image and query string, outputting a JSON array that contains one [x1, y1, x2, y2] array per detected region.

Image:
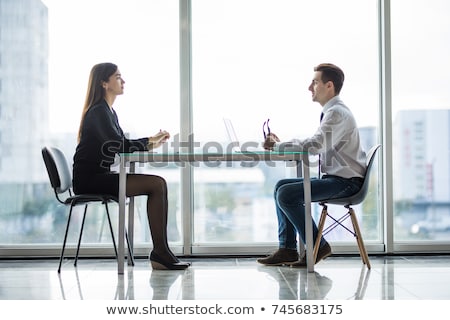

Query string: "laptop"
[[223, 118, 268, 153]]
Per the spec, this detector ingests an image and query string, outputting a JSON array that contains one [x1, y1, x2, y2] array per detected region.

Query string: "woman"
[[73, 62, 189, 270]]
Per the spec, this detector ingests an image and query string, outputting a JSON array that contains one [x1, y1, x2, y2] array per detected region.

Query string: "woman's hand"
[[263, 132, 280, 151], [147, 130, 170, 150]]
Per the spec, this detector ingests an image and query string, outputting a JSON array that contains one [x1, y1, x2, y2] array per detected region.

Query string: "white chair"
[[313, 144, 381, 269]]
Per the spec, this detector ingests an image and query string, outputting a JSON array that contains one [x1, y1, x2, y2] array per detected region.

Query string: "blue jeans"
[[274, 176, 363, 250]]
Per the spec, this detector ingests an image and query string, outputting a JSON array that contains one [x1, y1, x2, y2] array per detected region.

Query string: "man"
[[258, 63, 366, 267]]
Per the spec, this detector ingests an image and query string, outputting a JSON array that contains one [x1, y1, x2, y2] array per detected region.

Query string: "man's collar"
[[322, 95, 341, 112]]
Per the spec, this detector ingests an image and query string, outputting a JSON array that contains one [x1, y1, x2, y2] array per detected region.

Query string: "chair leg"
[[349, 208, 371, 269], [74, 204, 89, 267], [104, 202, 118, 258], [126, 231, 135, 266], [105, 202, 134, 266], [313, 204, 328, 262], [58, 204, 75, 273]]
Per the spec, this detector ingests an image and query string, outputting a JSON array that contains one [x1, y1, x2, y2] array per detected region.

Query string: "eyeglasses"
[[263, 118, 271, 139]]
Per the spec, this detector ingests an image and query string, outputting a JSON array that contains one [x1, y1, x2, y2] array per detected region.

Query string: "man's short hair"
[[314, 63, 345, 94]]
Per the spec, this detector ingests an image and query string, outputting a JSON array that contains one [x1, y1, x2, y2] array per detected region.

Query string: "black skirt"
[[73, 172, 120, 197]]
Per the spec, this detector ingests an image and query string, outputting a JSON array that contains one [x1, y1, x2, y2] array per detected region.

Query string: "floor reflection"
[[353, 266, 371, 300], [148, 269, 185, 300], [257, 265, 333, 299], [3, 255, 450, 299]]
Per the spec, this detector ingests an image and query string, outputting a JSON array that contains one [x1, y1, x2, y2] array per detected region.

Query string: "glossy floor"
[[1, 255, 450, 300]]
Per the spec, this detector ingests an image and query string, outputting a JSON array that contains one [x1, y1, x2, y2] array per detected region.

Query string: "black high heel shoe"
[[169, 251, 191, 266], [150, 251, 190, 270]]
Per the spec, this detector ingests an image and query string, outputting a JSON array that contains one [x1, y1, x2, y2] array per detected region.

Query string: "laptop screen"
[[223, 118, 240, 151]]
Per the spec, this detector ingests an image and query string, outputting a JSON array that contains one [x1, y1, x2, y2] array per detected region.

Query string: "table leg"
[[302, 159, 314, 272], [296, 161, 305, 255], [127, 162, 135, 266], [118, 157, 127, 274]]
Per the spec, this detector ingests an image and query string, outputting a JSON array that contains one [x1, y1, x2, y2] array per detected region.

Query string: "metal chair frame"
[[42, 146, 134, 272]]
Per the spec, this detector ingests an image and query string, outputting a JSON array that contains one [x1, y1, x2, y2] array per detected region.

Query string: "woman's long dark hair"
[[77, 62, 118, 142]]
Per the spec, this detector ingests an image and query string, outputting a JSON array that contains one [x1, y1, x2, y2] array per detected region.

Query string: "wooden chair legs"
[[313, 204, 371, 269], [348, 207, 371, 269]]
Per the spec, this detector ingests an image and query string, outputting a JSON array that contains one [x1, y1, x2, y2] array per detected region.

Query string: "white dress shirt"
[[274, 96, 366, 178]]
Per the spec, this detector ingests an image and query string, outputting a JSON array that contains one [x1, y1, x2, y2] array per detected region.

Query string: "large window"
[[391, 0, 450, 242], [2, 0, 449, 257], [191, 0, 381, 250], [0, 0, 181, 250]]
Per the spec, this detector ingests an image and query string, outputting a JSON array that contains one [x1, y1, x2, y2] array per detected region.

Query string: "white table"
[[117, 151, 314, 274]]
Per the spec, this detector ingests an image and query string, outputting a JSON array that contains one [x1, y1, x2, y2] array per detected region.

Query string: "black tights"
[[126, 174, 178, 263]]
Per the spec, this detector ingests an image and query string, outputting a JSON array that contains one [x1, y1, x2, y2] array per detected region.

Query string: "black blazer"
[[73, 99, 149, 176]]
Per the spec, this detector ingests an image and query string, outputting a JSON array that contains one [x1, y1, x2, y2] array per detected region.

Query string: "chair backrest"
[[325, 144, 381, 206], [42, 146, 72, 195]]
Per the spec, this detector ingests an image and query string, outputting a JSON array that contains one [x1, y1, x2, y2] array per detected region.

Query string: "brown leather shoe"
[[290, 242, 332, 268], [257, 248, 299, 266]]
